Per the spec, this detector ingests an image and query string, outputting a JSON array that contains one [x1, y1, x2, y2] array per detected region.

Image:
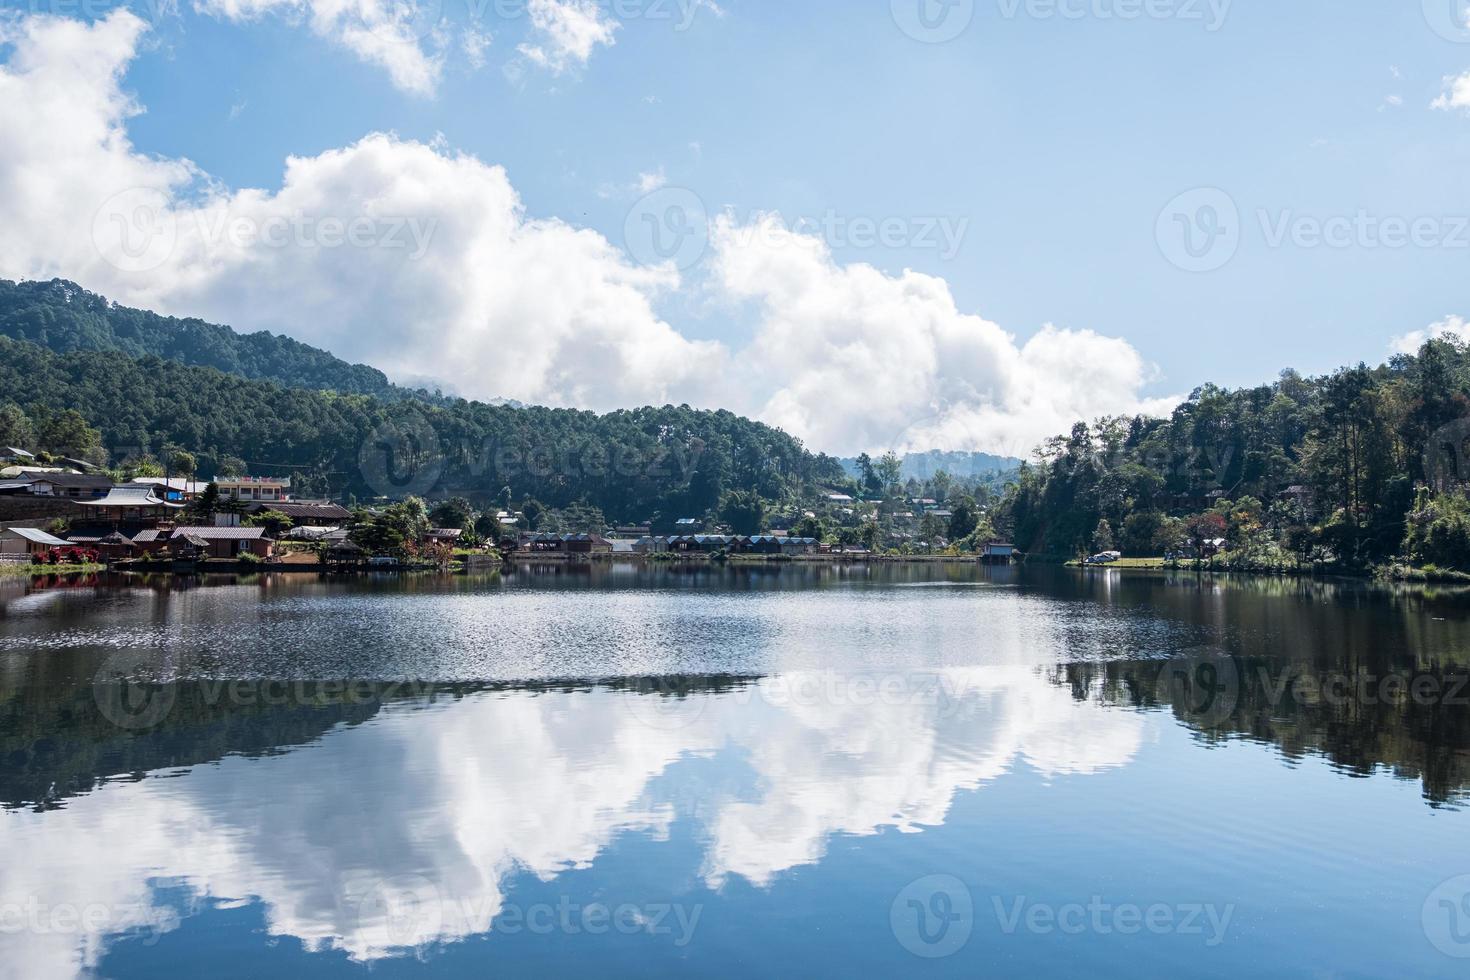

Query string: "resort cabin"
[[14, 473, 114, 499], [0, 526, 70, 557], [96, 531, 136, 561], [79, 485, 187, 522], [979, 541, 1017, 564], [168, 526, 273, 559]]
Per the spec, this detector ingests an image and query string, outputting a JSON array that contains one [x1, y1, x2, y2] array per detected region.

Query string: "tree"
[[793, 514, 826, 541], [948, 496, 980, 540], [0, 403, 35, 449], [1186, 513, 1228, 554], [246, 509, 294, 537], [876, 452, 904, 494], [37, 409, 102, 456], [215, 456, 248, 477], [719, 490, 766, 536], [170, 449, 198, 479], [1092, 519, 1115, 554], [521, 498, 546, 532], [474, 511, 504, 542], [191, 482, 222, 523], [429, 497, 474, 530]]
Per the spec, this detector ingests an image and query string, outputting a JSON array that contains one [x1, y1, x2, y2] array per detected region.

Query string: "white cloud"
[[0, 11, 1177, 457], [636, 167, 667, 193], [710, 214, 1179, 455], [1432, 71, 1470, 111], [461, 24, 492, 69], [193, 0, 447, 95], [1390, 315, 1470, 354], [516, 0, 618, 74]]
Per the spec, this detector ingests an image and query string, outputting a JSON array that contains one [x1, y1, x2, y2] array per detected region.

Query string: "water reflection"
[[0, 668, 1145, 976], [2, 565, 1469, 976]]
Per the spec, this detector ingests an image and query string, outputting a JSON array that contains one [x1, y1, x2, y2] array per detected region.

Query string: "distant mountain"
[[841, 450, 1022, 482], [0, 279, 440, 402]]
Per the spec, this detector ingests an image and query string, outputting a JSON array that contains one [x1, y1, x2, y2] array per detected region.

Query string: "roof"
[[3, 448, 34, 459], [169, 526, 265, 540], [2, 526, 70, 546], [81, 485, 185, 509], [249, 501, 352, 520], [281, 525, 341, 540], [131, 529, 164, 543], [29, 473, 113, 490], [131, 477, 209, 495], [99, 531, 132, 544]]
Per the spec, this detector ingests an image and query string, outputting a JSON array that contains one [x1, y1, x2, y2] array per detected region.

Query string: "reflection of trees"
[[1055, 658, 1470, 807], [0, 674, 763, 811], [0, 674, 403, 811]]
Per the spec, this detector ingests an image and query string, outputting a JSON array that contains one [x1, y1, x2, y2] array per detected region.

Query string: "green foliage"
[[0, 330, 843, 524], [428, 497, 474, 530], [0, 278, 418, 400], [997, 340, 1470, 569], [0, 402, 35, 449], [1405, 492, 1470, 570], [793, 514, 826, 541], [719, 489, 766, 535], [948, 496, 980, 540], [245, 509, 295, 537]]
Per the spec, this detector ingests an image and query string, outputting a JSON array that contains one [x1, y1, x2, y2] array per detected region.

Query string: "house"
[[1, 448, 35, 465], [218, 477, 291, 503], [0, 526, 71, 556], [130, 478, 210, 502], [78, 485, 186, 521], [980, 541, 1016, 564], [633, 536, 670, 554], [780, 536, 820, 556], [674, 518, 702, 531], [247, 501, 353, 526], [128, 529, 170, 556], [96, 531, 135, 562], [425, 528, 464, 544], [167, 526, 273, 559], [16, 473, 114, 500], [825, 493, 854, 504], [737, 535, 784, 555], [668, 535, 733, 553], [279, 525, 342, 542]]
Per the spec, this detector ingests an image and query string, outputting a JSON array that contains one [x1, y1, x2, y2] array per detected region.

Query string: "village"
[[0, 447, 1019, 572]]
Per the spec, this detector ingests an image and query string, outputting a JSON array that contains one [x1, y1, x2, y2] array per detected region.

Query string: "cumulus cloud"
[[516, 0, 618, 74], [1432, 70, 1470, 111], [193, 0, 447, 94], [0, 11, 1177, 456], [711, 214, 1180, 455], [1390, 315, 1470, 354]]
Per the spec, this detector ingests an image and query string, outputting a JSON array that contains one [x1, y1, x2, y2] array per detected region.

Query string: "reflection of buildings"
[[0, 671, 1143, 978]]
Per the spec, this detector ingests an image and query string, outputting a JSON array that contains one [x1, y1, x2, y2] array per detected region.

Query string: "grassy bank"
[[0, 562, 103, 577]]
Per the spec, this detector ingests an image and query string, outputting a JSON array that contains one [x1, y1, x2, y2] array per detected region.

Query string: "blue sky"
[[3, 0, 1469, 454]]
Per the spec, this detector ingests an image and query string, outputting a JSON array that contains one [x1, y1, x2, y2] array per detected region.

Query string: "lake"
[[2, 563, 1469, 978]]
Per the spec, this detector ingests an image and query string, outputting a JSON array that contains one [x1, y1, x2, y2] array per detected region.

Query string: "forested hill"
[[0, 279, 431, 401], [996, 336, 1470, 572], [0, 336, 845, 520]]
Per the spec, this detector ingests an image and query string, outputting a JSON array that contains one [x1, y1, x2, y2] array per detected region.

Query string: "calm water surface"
[[2, 563, 1470, 978]]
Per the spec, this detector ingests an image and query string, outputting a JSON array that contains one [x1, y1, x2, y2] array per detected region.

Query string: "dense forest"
[[996, 337, 1470, 573], [0, 279, 429, 401], [0, 334, 847, 524]]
